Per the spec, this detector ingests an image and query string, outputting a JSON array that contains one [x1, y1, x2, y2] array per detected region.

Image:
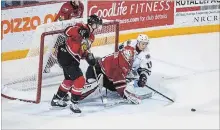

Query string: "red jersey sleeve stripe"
[[64, 26, 73, 37]]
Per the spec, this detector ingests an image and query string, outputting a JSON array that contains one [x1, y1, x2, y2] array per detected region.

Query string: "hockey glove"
[[137, 74, 147, 87], [79, 27, 90, 39], [118, 44, 124, 50], [86, 53, 96, 66], [119, 40, 132, 50]]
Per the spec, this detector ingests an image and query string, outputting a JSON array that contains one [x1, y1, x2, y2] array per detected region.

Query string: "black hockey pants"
[[57, 44, 83, 80]]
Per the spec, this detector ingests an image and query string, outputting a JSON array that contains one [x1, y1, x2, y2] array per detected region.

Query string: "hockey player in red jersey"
[[51, 15, 102, 113], [84, 46, 142, 104], [55, 0, 84, 21], [43, 0, 84, 73], [97, 46, 135, 97]]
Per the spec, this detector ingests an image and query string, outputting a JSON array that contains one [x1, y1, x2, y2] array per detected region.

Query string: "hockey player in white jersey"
[[118, 34, 153, 103]]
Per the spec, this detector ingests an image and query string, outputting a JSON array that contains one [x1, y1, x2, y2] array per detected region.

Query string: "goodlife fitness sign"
[[88, 1, 174, 30]]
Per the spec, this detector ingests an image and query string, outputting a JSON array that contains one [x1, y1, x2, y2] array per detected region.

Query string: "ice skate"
[[51, 94, 68, 107], [63, 93, 70, 102], [70, 103, 81, 113]]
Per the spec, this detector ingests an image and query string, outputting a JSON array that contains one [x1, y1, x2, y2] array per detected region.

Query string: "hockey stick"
[[145, 85, 174, 103]]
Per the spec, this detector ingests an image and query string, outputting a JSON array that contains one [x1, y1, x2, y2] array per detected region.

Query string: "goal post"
[[1, 19, 120, 104]]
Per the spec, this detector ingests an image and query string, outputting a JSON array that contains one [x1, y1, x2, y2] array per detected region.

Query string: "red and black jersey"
[[55, 1, 84, 21], [64, 23, 95, 63], [98, 46, 135, 96]]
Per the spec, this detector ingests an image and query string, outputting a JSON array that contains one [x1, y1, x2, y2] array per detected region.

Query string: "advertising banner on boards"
[[175, 0, 220, 26], [88, 1, 174, 31]]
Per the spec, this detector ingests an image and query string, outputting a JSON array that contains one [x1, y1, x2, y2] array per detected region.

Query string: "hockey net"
[[1, 19, 119, 103]]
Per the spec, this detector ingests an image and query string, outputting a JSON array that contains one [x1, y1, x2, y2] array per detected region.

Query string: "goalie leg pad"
[[124, 83, 142, 104], [124, 89, 142, 104], [81, 74, 103, 100]]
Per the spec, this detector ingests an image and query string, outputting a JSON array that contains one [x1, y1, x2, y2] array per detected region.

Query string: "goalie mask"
[[88, 14, 103, 30], [122, 46, 135, 64], [118, 46, 135, 76], [137, 34, 149, 51]]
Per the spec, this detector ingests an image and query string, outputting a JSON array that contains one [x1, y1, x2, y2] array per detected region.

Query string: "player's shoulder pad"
[[76, 23, 87, 29], [64, 26, 73, 37]]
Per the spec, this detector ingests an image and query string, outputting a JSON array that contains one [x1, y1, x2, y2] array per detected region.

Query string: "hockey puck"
[[191, 108, 196, 112]]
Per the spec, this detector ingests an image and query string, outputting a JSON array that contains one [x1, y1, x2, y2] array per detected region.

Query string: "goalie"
[[85, 45, 142, 104], [84, 34, 153, 104]]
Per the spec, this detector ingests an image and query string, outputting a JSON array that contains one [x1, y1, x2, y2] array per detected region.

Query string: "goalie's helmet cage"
[[1, 18, 119, 103], [122, 46, 135, 62], [120, 45, 135, 69]]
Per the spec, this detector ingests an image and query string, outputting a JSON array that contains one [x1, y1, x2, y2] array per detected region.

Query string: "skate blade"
[[69, 112, 84, 117], [50, 106, 68, 110]]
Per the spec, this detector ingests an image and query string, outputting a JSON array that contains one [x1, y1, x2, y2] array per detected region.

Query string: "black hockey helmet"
[[87, 14, 103, 29], [70, 0, 80, 9]]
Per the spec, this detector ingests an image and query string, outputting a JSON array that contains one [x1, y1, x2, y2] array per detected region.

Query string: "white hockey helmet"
[[137, 34, 149, 44]]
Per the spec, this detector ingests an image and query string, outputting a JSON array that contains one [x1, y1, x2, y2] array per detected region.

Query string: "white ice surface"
[[1, 32, 219, 129]]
